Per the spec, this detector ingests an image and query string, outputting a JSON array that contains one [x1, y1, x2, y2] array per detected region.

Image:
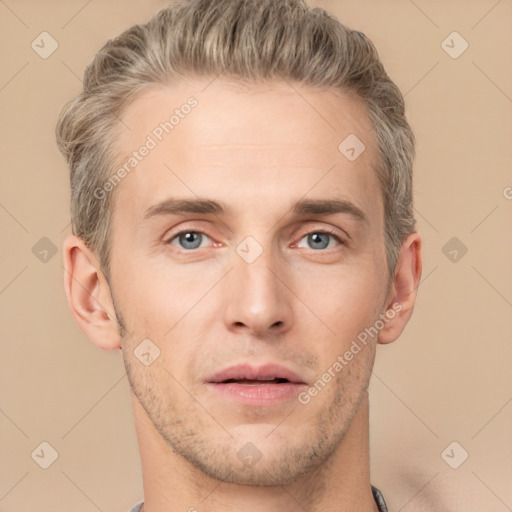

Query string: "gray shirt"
[[129, 485, 389, 511]]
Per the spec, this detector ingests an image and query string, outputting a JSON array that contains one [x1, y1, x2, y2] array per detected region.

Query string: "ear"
[[378, 231, 422, 344], [62, 233, 121, 350]]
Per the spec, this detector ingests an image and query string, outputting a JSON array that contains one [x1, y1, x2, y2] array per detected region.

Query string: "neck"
[[132, 391, 379, 512]]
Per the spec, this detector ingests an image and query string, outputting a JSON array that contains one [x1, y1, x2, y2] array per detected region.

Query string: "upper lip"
[[206, 363, 307, 384]]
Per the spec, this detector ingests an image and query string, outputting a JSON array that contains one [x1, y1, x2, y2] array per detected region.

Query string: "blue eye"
[[166, 229, 343, 252], [297, 231, 341, 250], [169, 231, 211, 250]]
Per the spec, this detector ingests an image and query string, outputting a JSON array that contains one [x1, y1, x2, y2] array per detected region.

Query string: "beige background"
[[1, 0, 511, 511]]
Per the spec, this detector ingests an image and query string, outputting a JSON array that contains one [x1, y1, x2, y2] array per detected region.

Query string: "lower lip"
[[206, 382, 307, 406]]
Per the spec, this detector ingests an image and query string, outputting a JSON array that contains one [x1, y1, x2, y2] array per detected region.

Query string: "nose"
[[222, 243, 293, 338]]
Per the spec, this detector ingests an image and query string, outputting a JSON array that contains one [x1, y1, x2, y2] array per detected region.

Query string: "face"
[[108, 78, 392, 485]]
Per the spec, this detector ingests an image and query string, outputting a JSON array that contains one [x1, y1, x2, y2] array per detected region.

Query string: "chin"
[[171, 431, 329, 487]]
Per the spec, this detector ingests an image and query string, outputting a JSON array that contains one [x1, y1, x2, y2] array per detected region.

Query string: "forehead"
[[109, 78, 381, 223], [115, 78, 374, 153]]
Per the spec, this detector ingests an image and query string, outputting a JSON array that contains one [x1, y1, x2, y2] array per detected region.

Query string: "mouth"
[[205, 364, 308, 405], [206, 363, 307, 385], [220, 377, 291, 385]]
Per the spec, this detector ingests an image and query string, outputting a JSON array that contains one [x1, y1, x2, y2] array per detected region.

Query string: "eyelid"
[[163, 220, 214, 241]]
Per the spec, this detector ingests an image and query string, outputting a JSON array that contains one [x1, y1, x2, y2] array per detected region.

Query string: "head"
[[58, 0, 421, 486]]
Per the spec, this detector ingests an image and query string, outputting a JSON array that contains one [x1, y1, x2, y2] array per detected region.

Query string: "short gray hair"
[[56, 0, 416, 282]]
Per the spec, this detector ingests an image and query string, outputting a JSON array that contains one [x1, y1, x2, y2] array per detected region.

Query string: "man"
[[56, 0, 421, 510]]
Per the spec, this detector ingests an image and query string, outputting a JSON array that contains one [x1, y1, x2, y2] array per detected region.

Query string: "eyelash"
[[165, 227, 345, 251]]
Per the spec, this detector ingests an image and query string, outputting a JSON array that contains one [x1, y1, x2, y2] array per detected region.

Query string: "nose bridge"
[[223, 234, 292, 335]]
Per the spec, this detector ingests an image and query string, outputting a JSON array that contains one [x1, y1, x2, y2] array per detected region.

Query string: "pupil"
[[180, 232, 201, 249], [309, 233, 328, 249]]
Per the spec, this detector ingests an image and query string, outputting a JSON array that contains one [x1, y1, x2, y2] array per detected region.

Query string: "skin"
[[63, 77, 422, 512]]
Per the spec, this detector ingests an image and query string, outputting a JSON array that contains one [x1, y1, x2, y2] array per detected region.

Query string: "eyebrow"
[[293, 198, 368, 224], [143, 197, 368, 224], [143, 198, 228, 219]]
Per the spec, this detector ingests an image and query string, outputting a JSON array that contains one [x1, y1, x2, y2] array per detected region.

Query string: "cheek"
[[292, 271, 384, 382], [297, 262, 384, 335], [111, 256, 182, 336]]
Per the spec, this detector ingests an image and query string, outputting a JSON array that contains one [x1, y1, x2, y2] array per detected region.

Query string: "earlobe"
[[62, 234, 121, 350], [378, 232, 422, 345]]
